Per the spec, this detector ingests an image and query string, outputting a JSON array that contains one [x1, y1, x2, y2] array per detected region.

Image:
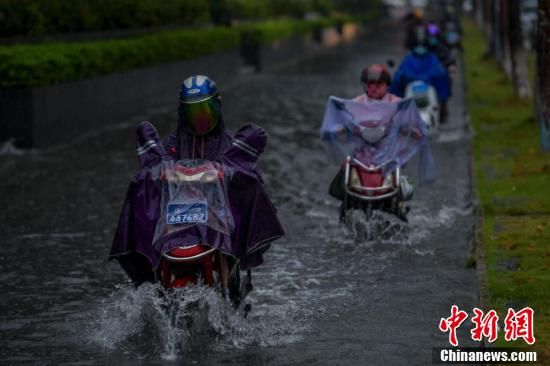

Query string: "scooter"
[[153, 160, 252, 313], [444, 20, 462, 51], [157, 246, 252, 307], [405, 80, 439, 134], [322, 97, 431, 225], [341, 156, 408, 222]]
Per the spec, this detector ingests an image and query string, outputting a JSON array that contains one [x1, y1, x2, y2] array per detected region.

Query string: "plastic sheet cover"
[[320, 96, 436, 184], [110, 122, 285, 284], [152, 159, 234, 246]]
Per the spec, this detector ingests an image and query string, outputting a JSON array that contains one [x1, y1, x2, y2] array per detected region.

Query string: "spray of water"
[[332, 202, 470, 248], [0, 139, 25, 156], [84, 281, 310, 361], [336, 209, 409, 244]]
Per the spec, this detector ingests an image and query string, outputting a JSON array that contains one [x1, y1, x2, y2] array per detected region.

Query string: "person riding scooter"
[[426, 23, 456, 71], [110, 75, 284, 296], [322, 95, 434, 222], [390, 33, 451, 123], [325, 65, 426, 221], [403, 8, 426, 51]]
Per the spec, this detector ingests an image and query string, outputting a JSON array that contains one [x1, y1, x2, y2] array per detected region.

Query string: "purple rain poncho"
[[320, 96, 436, 184], [110, 121, 284, 284]]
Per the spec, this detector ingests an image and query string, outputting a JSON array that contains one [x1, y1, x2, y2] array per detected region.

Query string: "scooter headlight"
[[350, 167, 361, 187], [383, 173, 393, 187]]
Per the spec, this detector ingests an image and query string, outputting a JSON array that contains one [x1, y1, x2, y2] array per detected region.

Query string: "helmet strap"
[[190, 134, 205, 160]]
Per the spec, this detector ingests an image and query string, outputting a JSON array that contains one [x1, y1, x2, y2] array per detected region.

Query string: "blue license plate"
[[167, 202, 208, 224]]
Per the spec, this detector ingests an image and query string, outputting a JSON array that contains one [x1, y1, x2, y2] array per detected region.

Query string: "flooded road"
[[1, 23, 479, 365]]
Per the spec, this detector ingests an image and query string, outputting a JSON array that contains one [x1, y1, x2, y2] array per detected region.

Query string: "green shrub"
[[0, 27, 239, 87], [0, 0, 211, 37], [227, 0, 270, 20], [0, 14, 373, 87], [0, 0, 380, 37]]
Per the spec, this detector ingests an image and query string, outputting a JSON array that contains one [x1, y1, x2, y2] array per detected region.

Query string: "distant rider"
[[426, 23, 456, 70], [403, 8, 426, 51]]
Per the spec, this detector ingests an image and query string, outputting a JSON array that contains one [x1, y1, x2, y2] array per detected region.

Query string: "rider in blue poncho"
[[390, 32, 451, 122], [390, 44, 451, 103]]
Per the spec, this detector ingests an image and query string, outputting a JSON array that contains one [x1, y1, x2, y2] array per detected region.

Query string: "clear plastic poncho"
[[320, 96, 436, 184], [152, 159, 234, 246]]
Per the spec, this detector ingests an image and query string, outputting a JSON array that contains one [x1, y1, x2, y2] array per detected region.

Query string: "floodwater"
[[1, 21, 479, 366]]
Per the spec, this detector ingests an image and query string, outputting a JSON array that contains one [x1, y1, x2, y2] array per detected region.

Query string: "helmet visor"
[[182, 97, 220, 135]]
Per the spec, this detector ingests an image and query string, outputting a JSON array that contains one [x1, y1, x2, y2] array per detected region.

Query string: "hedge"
[[0, 27, 239, 87], [0, 0, 354, 38], [0, 15, 373, 88], [0, 0, 211, 37]]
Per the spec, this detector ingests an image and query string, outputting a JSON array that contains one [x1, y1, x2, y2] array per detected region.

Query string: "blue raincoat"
[[390, 52, 451, 103]]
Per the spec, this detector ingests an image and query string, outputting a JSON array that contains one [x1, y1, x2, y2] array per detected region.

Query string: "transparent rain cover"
[[320, 96, 436, 184], [152, 159, 234, 243]]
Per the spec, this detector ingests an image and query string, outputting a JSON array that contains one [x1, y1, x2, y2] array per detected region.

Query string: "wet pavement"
[[1, 21, 479, 365]]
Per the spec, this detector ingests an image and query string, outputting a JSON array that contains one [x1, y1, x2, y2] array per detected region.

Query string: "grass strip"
[[464, 17, 550, 362]]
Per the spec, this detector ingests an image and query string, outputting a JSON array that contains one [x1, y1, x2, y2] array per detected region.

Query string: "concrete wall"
[[0, 25, 361, 148]]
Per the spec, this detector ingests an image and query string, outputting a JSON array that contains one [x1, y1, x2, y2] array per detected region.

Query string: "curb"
[[469, 154, 490, 313], [460, 23, 490, 314]]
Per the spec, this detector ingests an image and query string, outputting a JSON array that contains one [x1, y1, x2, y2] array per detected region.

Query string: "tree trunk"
[[493, 0, 503, 61], [483, 0, 494, 53], [536, 0, 550, 150], [475, 0, 484, 28], [509, 0, 532, 98], [500, 0, 512, 77]]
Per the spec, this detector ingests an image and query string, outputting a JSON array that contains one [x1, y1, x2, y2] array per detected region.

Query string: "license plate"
[[167, 202, 208, 224]]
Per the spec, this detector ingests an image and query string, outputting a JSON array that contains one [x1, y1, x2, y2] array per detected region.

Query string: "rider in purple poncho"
[[110, 75, 284, 285]]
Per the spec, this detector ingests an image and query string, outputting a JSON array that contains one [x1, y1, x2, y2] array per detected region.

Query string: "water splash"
[[86, 284, 152, 350], [340, 209, 409, 244], [0, 139, 25, 156], [407, 205, 470, 243], [328, 203, 470, 248], [84, 282, 310, 361]]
